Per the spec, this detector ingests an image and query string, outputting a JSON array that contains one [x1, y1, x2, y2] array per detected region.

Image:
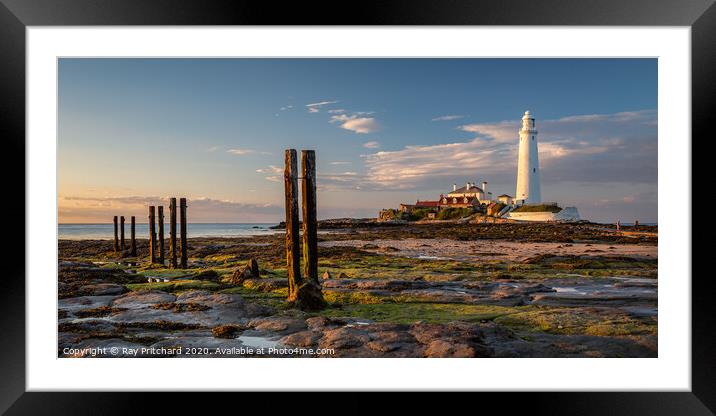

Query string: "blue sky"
[[58, 58, 657, 223]]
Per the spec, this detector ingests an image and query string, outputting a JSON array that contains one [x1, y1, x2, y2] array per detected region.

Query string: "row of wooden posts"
[[112, 197, 188, 269]]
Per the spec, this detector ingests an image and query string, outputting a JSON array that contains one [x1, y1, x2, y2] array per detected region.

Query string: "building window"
[[533, 168, 536, 173], [532, 136, 534, 140]]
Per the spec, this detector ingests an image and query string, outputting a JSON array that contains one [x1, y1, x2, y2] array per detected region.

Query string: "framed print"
[[1, 0, 713, 413]]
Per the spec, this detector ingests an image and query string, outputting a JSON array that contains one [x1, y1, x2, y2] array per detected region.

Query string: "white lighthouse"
[[515, 110, 541, 204]]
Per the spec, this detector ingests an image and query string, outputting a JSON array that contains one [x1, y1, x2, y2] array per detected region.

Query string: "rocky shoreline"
[[58, 222, 658, 358]]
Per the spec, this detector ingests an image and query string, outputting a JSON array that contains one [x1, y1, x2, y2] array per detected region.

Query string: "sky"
[[58, 58, 657, 224]]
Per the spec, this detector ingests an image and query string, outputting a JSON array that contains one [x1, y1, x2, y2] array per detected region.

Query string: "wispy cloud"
[[364, 109, 657, 190], [227, 148, 254, 155], [255, 165, 283, 183], [228, 148, 271, 156], [329, 161, 351, 165], [280, 105, 294, 111], [432, 115, 464, 122], [306, 100, 339, 113], [206, 146, 219, 152], [363, 141, 380, 149]]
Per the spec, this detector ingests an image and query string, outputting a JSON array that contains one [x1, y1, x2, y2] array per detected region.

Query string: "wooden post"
[[113, 216, 119, 252], [149, 206, 157, 263], [120, 216, 125, 252], [158, 206, 165, 265], [130, 216, 137, 256], [284, 149, 302, 300], [179, 198, 188, 269], [169, 198, 177, 268], [301, 150, 318, 285]]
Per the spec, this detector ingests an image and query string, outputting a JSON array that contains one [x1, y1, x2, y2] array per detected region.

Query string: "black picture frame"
[[1, 0, 712, 413]]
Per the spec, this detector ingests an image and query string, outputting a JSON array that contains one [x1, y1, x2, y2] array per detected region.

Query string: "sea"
[[58, 223, 279, 240]]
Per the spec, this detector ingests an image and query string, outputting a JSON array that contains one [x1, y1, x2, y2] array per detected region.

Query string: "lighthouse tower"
[[515, 110, 541, 204]]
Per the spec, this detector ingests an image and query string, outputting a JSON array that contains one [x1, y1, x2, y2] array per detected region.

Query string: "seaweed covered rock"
[[228, 267, 253, 285], [212, 324, 243, 339], [291, 282, 327, 311], [227, 259, 261, 286], [193, 269, 220, 282]]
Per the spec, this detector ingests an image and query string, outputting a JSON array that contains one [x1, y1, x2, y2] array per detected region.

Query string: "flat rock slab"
[[79, 283, 126, 296], [278, 320, 493, 358], [106, 290, 273, 327], [112, 290, 176, 308], [482, 326, 657, 358], [248, 317, 308, 334], [59, 295, 117, 313]]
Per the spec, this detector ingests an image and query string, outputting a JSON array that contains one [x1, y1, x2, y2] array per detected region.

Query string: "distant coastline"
[[58, 223, 278, 240], [58, 220, 657, 240]]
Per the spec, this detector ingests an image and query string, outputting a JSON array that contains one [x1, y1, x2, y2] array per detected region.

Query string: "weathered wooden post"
[[113, 216, 119, 252], [130, 216, 137, 256], [284, 149, 302, 301], [301, 150, 319, 285], [158, 206, 165, 265], [180, 198, 188, 269], [169, 198, 178, 268], [149, 206, 157, 263], [120, 216, 125, 252]]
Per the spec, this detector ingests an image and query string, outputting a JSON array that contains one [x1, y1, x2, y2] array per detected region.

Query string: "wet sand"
[[320, 238, 657, 263]]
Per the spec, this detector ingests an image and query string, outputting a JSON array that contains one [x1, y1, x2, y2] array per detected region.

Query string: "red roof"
[[415, 200, 440, 207]]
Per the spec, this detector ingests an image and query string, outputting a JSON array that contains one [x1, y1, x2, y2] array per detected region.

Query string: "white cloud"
[[280, 105, 294, 111], [255, 165, 283, 174], [330, 113, 379, 134], [329, 161, 351, 165], [432, 115, 464, 122], [363, 141, 380, 149], [206, 146, 218, 152]]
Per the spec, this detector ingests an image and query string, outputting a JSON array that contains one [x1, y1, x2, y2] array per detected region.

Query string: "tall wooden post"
[[113, 216, 119, 252], [149, 206, 157, 263], [301, 150, 318, 285], [120, 216, 125, 252], [157, 206, 165, 265], [284, 149, 302, 300], [169, 198, 177, 268], [130, 216, 137, 256], [179, 198, 188, 269]]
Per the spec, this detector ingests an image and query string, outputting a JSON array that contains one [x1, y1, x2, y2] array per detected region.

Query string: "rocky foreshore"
[[58, 222, 658, 358]]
